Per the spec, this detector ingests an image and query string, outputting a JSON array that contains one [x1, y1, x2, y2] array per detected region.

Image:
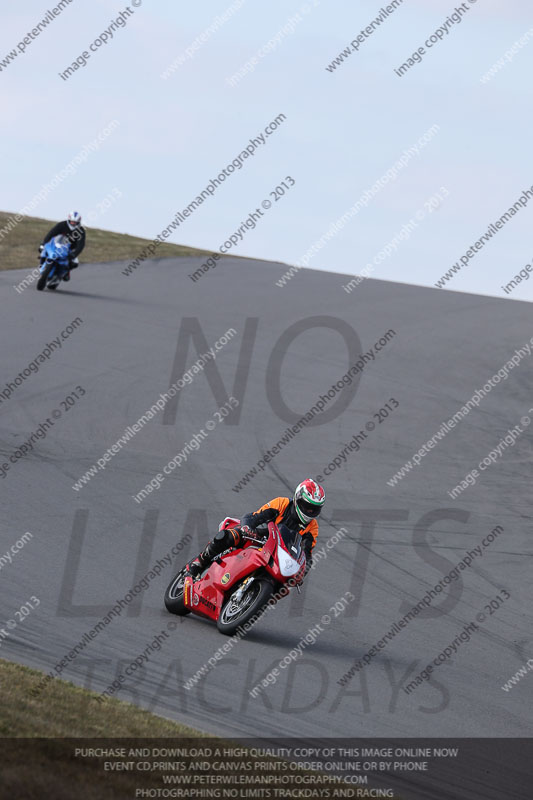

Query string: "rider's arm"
[[41, 221, 65, 245], [241, 496, 288, 531], [302, 520, 319, 551], [70, 227, 86, 258], [241, 506, 278, 531], [301, 532, 314, 576]]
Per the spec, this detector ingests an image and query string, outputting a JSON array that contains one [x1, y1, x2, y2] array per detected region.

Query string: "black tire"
[[164, 568, 191, 616], [36, 262, 52, 291], [217, 578, 273, 636]]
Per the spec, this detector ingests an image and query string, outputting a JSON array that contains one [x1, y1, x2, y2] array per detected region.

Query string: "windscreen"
[[277, 523, 302, 559]]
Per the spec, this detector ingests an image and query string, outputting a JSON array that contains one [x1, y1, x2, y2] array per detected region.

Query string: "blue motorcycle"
[[37, 235, 71, 291]]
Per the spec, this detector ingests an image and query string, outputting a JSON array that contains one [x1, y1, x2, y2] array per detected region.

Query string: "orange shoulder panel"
[[256, 497, 289, 519]]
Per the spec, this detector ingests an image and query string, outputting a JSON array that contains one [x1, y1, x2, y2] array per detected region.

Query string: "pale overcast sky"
[[2, 0, 532, 300]]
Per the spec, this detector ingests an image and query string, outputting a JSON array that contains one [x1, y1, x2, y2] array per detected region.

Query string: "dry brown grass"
[[0, 211, 210, 272]]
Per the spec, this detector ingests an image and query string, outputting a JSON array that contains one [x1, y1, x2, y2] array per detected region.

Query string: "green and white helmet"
[[293, 479, 325, 525]]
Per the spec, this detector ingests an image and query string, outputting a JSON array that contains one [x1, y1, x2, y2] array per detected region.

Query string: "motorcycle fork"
[[232, 575, 255, 603]]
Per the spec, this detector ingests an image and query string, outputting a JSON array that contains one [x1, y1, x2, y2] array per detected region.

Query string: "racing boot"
[[62, 271, 71, 282], [186, 541, 218, 578], [186, 550, 209, 579]]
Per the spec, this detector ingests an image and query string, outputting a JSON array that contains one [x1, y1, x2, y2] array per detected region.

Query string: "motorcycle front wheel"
[[36, 263, 53, 291], [217, 578, 273, 636]]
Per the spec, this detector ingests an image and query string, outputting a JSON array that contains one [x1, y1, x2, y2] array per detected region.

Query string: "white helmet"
[[67, 210, 82, 230]]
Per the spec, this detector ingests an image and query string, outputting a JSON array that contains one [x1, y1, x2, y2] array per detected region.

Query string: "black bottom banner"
[[0, 737, 531, 800]]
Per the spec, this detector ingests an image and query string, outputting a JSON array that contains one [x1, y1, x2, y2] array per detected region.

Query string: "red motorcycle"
[[164, 518, 306, 635]]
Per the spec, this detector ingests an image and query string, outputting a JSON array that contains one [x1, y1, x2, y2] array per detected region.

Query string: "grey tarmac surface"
[[1, 255, 532, 744]]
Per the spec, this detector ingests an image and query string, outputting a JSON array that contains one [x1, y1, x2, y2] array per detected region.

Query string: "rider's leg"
[[63, 258, 78, 281], [187, 528, 242, 577]]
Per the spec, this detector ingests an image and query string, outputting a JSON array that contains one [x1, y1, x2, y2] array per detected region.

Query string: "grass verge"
[[0, 659, 401, 800], [0, 658, 204, 738], [0, 657, 209, 799], [0, 211, 210, 272]]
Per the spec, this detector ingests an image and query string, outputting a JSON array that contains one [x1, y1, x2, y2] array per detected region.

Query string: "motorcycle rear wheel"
[[164, 568, 191, 615], [217, 578, 273, 636]]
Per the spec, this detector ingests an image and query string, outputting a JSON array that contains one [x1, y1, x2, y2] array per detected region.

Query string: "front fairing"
[[42, 238, 70, 268], [274, 523, 305, 576]]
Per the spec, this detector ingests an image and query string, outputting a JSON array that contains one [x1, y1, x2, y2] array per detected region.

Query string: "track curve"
[[1, 256, 532, 741]]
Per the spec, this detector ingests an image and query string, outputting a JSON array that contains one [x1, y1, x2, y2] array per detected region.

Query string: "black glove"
[[241, 525, 264, 542], [301, 532, 313, 557]]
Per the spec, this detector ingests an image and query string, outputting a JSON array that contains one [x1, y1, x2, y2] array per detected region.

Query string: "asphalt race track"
[[1, 256, 532, 748]]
